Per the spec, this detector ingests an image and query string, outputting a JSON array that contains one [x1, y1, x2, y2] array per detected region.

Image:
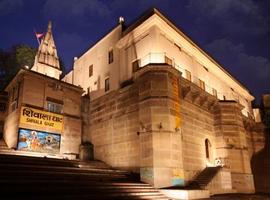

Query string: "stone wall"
[[3, 70, 83, 157], [136, 65, 183, 188], [0, 92, 8, 139], [214, 101, 255, 193], [87, 64, 264, 192], [89, 84, 140, 171], [180, 77, 218, 182]]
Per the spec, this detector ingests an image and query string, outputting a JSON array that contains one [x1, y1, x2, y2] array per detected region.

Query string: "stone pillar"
[[215, 101, 254, 193], [134, 64, 184, 188], [79, 95, 93, 160]]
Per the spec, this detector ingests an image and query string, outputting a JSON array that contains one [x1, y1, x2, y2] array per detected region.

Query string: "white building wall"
[[67, 25, 122, 100], [119, 26, 157, 82], [63, 13, 254, 116], [116, 16, 254, 116]]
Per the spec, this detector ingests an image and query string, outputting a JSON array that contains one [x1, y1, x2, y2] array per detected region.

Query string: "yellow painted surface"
[[172, 168, 184, 179], [20, 106, 63, 132]]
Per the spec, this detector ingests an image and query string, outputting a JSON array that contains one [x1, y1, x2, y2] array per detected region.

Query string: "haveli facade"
[[62, 9, 265, 193], [0, 8, 267, 195]]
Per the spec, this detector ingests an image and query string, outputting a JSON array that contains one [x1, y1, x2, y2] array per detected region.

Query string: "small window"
[[185, 69, 191, 81], [203, 66, 209, 71], [0, 103, 6, 112], [105, 77, 110, 92], [174, 43, 182, 51], [89, 65, 93, 77], [108, 49, 113, 64], [10, 101, 17, 112], [132, 59, 140, 72], [212, 88, 217, 97], [165, 56, 172, 65], [199, 79, 205, 90], [47, 101, 63, 114], [9, 82, 20, 112], [87, 87, 91, 94], [205, 139, 211, 159]]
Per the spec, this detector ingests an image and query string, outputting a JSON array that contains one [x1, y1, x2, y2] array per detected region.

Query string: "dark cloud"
[[187, 0, 270, 36], [56, 32, 87, 68], [42, 0, 112, 21], [0, 0, 23, 16], [205, 38, 270, 97]]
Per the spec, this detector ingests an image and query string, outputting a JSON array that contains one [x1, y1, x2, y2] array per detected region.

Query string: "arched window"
[[205, 139, 211, 159]]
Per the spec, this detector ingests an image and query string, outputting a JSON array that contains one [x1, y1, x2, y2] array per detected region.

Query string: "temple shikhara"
[[0, 8, 269, 199]]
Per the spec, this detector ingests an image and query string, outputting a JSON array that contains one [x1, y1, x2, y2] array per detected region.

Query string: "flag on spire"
[[35, 32, 43, 39], [34, 29, 44, 45]]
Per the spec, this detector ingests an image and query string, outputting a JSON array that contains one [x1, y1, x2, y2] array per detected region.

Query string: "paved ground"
[[205, 194, 270, 200]]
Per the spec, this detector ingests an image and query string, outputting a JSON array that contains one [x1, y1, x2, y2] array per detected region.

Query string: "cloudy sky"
[[1, 0, 269, 103]]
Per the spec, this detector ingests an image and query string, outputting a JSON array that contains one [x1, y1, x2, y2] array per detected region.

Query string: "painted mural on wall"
[[17, 128, 61, 154]]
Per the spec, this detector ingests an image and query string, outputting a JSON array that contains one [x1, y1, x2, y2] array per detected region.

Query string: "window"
[[0, 103, 6, 112], [205, 139, 211, 159], [87, 87, 91, 94], [174, 43, 182, 51], [132, 59, 140, 72], [108, 49, 113, 64], [203, 66, 209, 71], [89, 65, 93, 77], [47, 101, 63, 114], [199, 79, 205, 90], [105, 77, 110, 92], [9, 82, 20, 113], [185, 69, 191, 81], [212, 88, 217, 97], [165, 56, 172, 65]]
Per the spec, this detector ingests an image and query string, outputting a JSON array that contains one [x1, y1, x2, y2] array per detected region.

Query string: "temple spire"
[[48, 21, 52, 32], [31, 21, 62, 79]]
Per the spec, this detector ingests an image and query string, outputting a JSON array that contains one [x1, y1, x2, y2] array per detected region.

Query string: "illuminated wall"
[[3, 70, 83, 158], [63, 11, 254, 118]]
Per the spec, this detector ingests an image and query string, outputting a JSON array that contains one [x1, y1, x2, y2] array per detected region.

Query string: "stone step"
[[0, 163, 129, 175], [0, 186, 168, 200], [189, 166, 221, 189], [0, 171, 128, 179], [0, 154, 113, 170], [1, 180, 151, 187], [0, 180, 147, 186], [1, 186, 161, 194], [0, 173, 129, 183], [0, 154, 169, 200], [3, 194, 169, 200]]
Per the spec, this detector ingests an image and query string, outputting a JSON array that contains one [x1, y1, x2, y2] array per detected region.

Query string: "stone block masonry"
[[87, 64, 264, 193]]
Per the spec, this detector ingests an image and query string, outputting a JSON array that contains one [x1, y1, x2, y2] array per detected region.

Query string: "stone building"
[[2, 22, 83, 159], [0, 92, 8, 139], [62, 8, 265, 194]]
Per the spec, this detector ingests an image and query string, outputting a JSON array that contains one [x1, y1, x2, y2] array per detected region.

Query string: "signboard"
[[20, 106, 63, 132], [17, 128, 61, 154]]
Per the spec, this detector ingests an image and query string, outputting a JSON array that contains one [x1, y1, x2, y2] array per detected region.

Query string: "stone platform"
[[161, 189, 210, 200]]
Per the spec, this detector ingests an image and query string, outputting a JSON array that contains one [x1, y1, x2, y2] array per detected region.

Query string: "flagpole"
[[33, 29, 41, 45]]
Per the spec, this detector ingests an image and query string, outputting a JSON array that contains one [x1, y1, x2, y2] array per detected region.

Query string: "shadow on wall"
[[251, 128, 270, 193]]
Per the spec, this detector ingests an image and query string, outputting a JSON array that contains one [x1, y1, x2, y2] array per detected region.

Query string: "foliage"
[[0, 44, 37, 90], [0, 44, 66, 90]]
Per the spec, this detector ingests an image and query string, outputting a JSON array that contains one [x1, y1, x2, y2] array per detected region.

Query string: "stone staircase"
[[0, 139, 10, 151], [0, 154, 169, 200], [189, 166, 221, 189]]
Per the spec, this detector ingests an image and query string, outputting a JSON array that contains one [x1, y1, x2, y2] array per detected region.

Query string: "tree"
[[0, 44, 37, 91], [0, 44, 66, 91]]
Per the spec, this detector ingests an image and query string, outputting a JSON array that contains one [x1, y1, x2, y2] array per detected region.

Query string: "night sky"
[[1, 0, 270, 103]]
